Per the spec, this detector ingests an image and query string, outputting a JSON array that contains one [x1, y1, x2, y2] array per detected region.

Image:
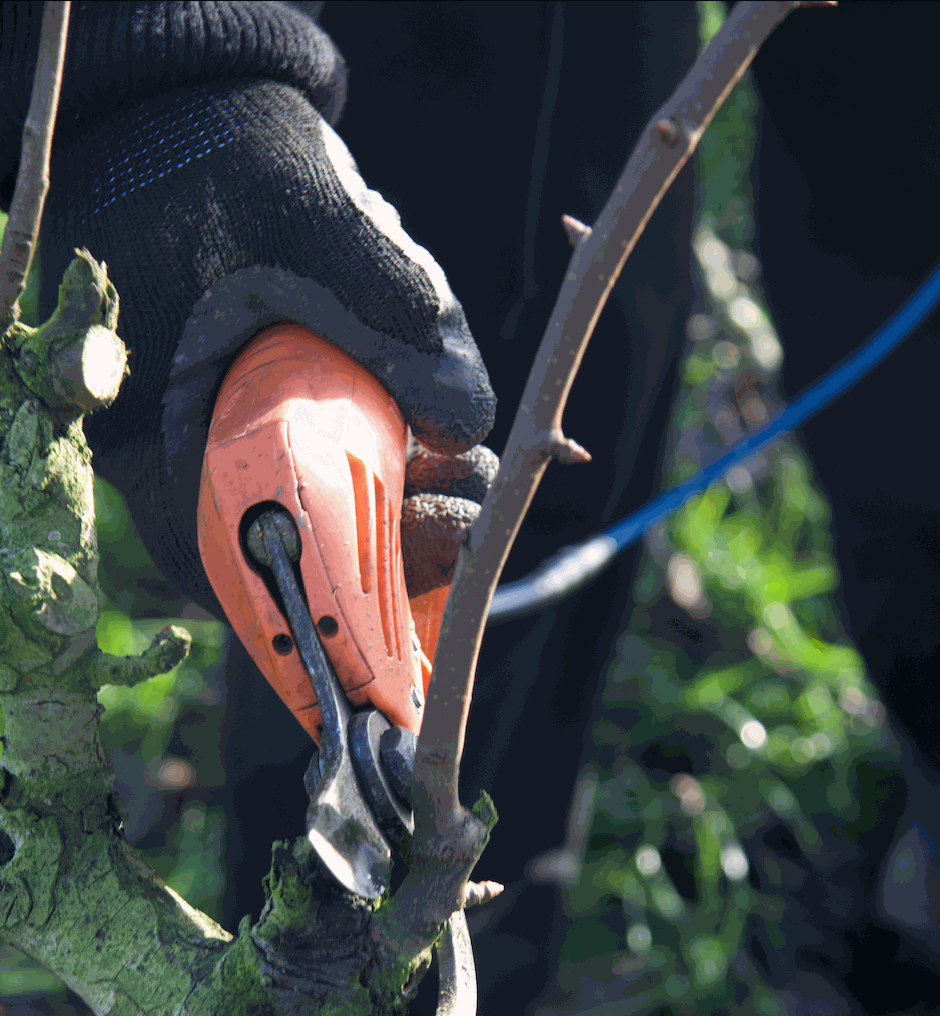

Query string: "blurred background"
[[2, 1, 940, 1013]]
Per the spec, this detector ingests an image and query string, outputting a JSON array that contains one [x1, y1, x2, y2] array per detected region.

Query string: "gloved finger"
[[405, 444, 500, 506], [401, 494, 480, 599], [402, 442, 498, 599]]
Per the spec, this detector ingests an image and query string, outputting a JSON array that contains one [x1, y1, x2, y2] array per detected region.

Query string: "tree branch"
[[0, 1, 70, 324], [95, 624, 193, 688], [386, 0, 818, 955]]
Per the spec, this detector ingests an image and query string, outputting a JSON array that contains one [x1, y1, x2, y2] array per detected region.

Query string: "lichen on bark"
[[0, 251, 238, 1014], [0, 251, 444, 1015]]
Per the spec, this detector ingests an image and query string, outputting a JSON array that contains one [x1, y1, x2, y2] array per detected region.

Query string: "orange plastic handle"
[[408, 586, 451, 672], [198, 323, 431, 744]]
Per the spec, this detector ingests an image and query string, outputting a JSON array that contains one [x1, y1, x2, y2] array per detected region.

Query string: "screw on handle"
[[246, 509, 301, 566]]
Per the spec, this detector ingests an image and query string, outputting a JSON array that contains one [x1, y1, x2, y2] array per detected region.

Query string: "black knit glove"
[[402, 443, 500, 599], [0, 2, 497, 617]]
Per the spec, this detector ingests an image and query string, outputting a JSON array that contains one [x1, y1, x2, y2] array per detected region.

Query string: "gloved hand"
[[402, 440, 500, 658], [0, 1, 497, 621]]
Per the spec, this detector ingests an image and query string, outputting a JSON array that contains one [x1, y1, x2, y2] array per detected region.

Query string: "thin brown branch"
[[392, 0, 814, 945], [0, 1, 71, 324], [422, 0, 804, 818]]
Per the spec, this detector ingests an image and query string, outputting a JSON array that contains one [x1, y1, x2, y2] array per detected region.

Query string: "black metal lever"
[[247, 508, 392, 900]]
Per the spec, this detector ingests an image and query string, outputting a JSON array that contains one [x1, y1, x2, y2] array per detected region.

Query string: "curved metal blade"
[[259, 512, 391, 899]]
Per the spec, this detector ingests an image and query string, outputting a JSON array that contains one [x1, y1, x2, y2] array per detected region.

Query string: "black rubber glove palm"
[[0, 1, 496, 619]]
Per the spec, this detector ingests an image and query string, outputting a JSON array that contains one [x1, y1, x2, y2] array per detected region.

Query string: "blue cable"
[[488, 259, 940, 623]]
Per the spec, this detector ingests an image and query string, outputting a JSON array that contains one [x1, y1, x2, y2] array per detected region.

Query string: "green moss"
[[470, 789, 498, 835]]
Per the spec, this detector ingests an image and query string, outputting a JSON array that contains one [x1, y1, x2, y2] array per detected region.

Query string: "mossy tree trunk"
[[0, 252, 436, 1015]]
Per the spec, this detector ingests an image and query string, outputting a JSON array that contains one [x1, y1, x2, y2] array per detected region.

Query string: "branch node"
[[561, 214, 593, 248], [655, 117, 682, 148], [553, 435, 592, 465], [12, 251, 127, 415], [461, 880, 505, 909], [51, 325, 127, 412]]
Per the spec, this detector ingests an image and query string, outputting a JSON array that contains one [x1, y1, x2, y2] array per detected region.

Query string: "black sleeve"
[[1, 0, 347, 207]]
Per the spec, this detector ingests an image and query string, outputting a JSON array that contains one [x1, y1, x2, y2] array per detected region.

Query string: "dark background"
[[215, 3, 940, 1014]]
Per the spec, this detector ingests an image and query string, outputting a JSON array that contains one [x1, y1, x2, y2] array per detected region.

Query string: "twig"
[[422, 0, 806, 819], [461, 879, 505, 909], [0, 1, 71, 324], [397, 0, 820, 938], [95, 625, 194, 689]]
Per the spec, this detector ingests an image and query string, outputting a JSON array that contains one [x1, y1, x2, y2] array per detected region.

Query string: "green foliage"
[[93, 476, 229, 922], [0, 476, 229, 1005], [93, 469, 190, 618], [0, 952, 63, 1003], [541, 5, 901, 1013], [146, 800, 227, 918]]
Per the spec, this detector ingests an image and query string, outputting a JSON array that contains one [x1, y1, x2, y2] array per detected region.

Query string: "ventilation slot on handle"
[[347, 453, 373, 594], [390, 503, 404, 661], [373, 474, 399, 659]]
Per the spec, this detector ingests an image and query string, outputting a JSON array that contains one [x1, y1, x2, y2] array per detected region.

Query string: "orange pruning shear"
[[197, 322, 452, 899]]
